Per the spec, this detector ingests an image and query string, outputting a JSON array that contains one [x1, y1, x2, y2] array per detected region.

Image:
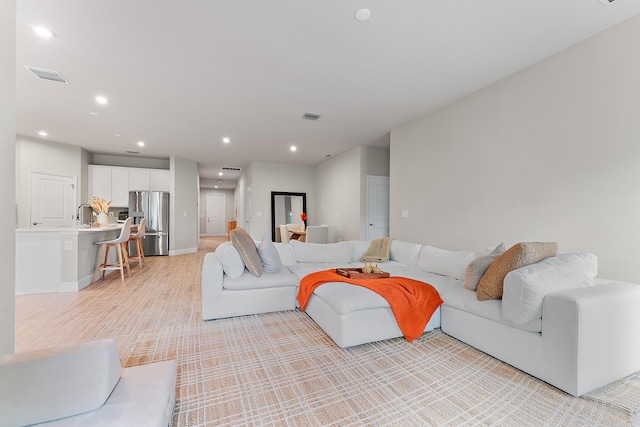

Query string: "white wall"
[[1, 0, 16, 356], [169, 156, 199, 255], [91, 153, 170, 170], [238, 161, 315, 240], [15, 136, 83, 228], [316, 145, 390, 242], [316, 147, 361, 242], [390, 15, 640, 282]]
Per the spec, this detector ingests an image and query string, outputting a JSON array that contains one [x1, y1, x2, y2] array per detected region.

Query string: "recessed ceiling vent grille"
[[597, 0, 615, 5], [25, 66, 68, 83], [221, 166, 242, 172], [302, 112, 321, 121]]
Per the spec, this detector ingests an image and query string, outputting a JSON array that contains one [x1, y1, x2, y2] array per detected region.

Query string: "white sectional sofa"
[[0, 339, 177, 427], [201, 238, 640, 397]]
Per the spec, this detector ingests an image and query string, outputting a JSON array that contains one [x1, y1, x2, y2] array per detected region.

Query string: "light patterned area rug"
[[126, 311, 640, 427]]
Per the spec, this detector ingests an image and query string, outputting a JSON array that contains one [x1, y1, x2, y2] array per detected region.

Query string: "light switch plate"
[[401, 210, 408, 218]]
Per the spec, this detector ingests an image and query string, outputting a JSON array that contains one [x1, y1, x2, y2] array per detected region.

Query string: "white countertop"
[[16, 225, 122, 233]]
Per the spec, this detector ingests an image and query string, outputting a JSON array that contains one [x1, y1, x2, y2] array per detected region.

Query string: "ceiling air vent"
[[221, 166, 242, 172], [25, 66, 68, 83], [597, 0, 615, 5], [302, 112, 321, 121]]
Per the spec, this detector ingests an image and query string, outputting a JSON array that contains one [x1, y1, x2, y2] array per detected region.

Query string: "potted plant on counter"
[[90, 196, 112, 227]]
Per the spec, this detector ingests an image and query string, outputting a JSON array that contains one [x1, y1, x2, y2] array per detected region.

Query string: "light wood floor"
[[15, 236, 227, 365]]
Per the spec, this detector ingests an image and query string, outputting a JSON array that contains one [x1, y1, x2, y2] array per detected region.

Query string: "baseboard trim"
[[169, 248, 197, 256]]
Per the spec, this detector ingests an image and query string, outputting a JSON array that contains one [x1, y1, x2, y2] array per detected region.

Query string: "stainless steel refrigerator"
[[129, 191, 170, 256]]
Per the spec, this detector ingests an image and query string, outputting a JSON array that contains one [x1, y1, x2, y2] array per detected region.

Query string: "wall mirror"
[[271, 191, 306, 241]]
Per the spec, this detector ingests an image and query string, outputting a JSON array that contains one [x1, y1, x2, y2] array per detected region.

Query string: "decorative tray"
[[336, 268, 390, 279]]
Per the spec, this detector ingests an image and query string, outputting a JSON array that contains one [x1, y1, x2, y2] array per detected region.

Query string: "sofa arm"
[[202, 252, 224, 320], [542, 281, 640, 396], [0, 339, 121, 427]]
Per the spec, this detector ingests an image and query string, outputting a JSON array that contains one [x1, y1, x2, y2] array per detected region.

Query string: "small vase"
[[97, 212, 109, 227]]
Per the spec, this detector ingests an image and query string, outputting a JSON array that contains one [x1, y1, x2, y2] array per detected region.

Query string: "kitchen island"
[[15, 226, 121, 295]]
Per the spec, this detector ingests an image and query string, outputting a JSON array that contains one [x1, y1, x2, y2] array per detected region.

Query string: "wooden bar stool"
[[128, 217, 146, 268], [93, 217, 132, 282]]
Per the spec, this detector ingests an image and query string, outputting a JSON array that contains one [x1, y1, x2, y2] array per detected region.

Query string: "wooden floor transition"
[[15, 236, 227, 365]]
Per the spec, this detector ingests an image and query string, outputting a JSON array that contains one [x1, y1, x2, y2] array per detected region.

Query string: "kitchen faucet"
[[76, 203, 92, 225]]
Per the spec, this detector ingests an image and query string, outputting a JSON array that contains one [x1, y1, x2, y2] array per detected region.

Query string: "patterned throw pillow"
[[230, 228, 264, 277], [476, 242, 558, 301]]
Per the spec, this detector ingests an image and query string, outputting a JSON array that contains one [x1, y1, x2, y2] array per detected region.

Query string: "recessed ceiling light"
[[114, 134, 122, 138], [137, 141, 145, 147], [290, 146, 297, 152], [38, 131, 47, 136], [219, 172, 223, 176], [214, 186, 218, 189], [355, 8, 371, 22], [96, 96, 108, 104], [34, 27, 54, 38], [222, 137, 230, 144], [89, 111, 99, 116]]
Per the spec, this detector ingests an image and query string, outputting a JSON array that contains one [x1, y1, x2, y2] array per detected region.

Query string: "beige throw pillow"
[[231, 228, 264, 277], [476, 242, 558, 301]]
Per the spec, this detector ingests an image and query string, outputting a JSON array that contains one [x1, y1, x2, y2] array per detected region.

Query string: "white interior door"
[[366, 175, 390, 241], [206, 193, 226, 236], [30, 172, 76, 228]]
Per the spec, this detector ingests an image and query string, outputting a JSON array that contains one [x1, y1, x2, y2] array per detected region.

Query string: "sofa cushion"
[[289, 262, 357, 281], [274, 242, 296, 267], [215, 242, 246, 278], [223, 268, 298, 291], [417, 245, 479, 281], [442, 287, 542, 332], [0, 339, 122, 427], [464, 243, 506, 291], [476, 242, 558, 301], [502, 252, 598, 325], [349, 240, 371, 262], [312, 282, 390, 314], [258, 234, 282, 273], [231, 228, 263, 277], [389, 240, 422, 266], [291, 240, 352, 263]]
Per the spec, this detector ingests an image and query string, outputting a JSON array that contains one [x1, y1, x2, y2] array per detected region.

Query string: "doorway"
[[366, 175, 389, 241], [205, 193, 226, 236], [29, 172, 76, 228]]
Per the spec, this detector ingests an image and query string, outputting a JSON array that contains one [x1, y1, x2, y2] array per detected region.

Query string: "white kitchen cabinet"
[[150, 170, 170, 191], [88, 165, 113, 201], [88, 165, 130, 207], [129, 169, 151, 191], [111, 168, 130, 206]]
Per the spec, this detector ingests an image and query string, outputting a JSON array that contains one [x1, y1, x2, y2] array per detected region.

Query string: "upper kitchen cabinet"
[[129, 169, 170, 192], [88, 165, 130, 207]]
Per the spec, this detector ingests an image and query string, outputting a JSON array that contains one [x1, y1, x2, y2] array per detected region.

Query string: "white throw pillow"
[[502, 252, 598, 325], [215, 242, 246, 278], [417, 245, 479, 281], [290, 240, 352, 263], [389, 240, 423, 266], [274, 242, 296, 267], [258, 234, 282, 273], [349, 241, 371, 262], [464, 243, 506, 291]]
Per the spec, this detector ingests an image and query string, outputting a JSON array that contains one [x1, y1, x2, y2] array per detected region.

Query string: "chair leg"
[[137, 238, 144, 267], [115, 243, 125, 282], [93, 243, 106, 282], [121, 242, 131, 277]]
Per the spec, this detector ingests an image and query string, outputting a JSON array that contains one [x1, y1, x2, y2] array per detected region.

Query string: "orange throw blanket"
[[298, 270, 443, 342]]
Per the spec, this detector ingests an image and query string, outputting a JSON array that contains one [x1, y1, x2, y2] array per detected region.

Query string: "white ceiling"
[[15, 1, 640, 181]]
